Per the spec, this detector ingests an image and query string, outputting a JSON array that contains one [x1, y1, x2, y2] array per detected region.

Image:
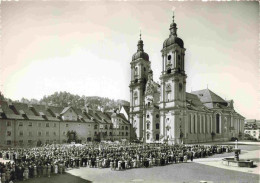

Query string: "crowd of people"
[[0, 143, 233, 183]]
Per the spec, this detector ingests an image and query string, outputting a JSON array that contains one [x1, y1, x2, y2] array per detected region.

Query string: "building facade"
[[244, 119, 260, 140], [129, 13, 245, 144], [0, 100, 130, 148]]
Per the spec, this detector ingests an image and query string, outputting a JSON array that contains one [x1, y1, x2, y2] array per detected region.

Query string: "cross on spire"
[[170, 7, 177, 36]]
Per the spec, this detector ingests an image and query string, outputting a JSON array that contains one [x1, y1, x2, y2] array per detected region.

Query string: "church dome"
[[132, 38, 149, 61], [163, 15, 184, 49], [163, 35, 184, 48], [132, 51, 149, 61]]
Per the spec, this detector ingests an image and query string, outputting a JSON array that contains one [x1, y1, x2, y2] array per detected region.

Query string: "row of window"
[[17, 122, 57, 127], [146, 123, 160, 130], [94, 131, 129, 136], [94, 125, 129, 130], [146, 133, 160, 141], [8, 131, 58, 137], [188, 114, 237, 134], [15, 122, 89, 128], [146, 114, 160, 119], [189, 114, 214, 134], [5, 140, 58, 145]]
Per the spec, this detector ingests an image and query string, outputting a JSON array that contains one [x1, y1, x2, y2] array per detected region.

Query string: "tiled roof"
[[191, 89, 227, 104], [0, 100, 130, 124], [12, 102, 44, 120], [74, 108, 93, 122], [186, 92, 205, 110], [0, 101, 20, 116], [122, 105, 130, 115], [111, 112, 130, 125], [32, 104, 59, 121], [60, 106, 71, 115]]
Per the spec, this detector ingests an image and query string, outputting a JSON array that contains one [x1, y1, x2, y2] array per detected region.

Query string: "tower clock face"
[[179, 83, 183, 91]]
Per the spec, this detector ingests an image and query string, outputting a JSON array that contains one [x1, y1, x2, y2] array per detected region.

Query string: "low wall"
[[222, 158, 254, 168]]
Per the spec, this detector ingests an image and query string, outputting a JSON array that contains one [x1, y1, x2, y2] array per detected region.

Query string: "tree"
[[0, 91, 5, 100], [39, 91, 130, 110]]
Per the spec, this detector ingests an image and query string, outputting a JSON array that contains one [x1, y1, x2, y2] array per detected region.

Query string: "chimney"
[[85, 104, 89, 113], [101, 105, 104, 113]]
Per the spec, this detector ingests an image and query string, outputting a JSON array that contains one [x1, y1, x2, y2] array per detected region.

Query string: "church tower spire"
[[170, 11, 178, 36], [137, 30, 144, 52], [159, 9, 187, 144], [129, 33, 151, 141]]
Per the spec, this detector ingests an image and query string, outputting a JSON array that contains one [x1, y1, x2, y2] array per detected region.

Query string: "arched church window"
[[147, 122, 150, 130], [189, 114, 192, 133], [167, 55, 172, 65], [156, 123, 159, 129], [144, 67, 146, 72], [177, 55, 181, 70], [224, 117, 227, 132], [199, 115, 202, 133], [209, 116, 213, 133], [156, 114, 159, 118], [179, 83, 183, 92], [194, 114, 196, 133], [148, 102, 150, 107], [147, 114, 150, 118], [156, 134, 159, 140], [134, 67, 138, 76], [147, 133, 150, 140], [166, 84, 171, 102], [134, 92, 138, 106], [216, 113, 221, 134], [166, 84, 171, 91]]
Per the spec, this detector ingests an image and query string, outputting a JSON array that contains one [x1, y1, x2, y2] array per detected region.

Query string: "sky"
[[0, 1, 259, 119]]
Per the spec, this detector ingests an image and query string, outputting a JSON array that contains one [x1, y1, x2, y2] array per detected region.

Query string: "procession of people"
[[0, 142, 233, 183]]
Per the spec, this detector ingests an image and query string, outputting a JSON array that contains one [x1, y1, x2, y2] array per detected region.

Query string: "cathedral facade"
[[129, 13, 245, 144]]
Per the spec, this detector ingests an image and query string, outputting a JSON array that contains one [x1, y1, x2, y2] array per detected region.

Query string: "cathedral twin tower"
[[129, 13, 187, 144], [129, 12, 244, 144]]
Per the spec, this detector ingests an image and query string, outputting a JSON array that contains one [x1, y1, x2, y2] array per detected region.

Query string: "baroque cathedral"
[[129, 12, 245, 144]]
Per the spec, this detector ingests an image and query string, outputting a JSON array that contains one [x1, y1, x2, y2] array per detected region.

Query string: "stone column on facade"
[[131, 65, 134, 81], [174, 51, 177, 69], [162, 55, 165, 73]]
